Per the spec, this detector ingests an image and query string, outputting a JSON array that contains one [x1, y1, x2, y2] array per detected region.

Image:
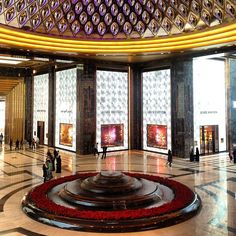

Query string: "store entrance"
[[37, 121, 45, 145], [200, 125, 219, 155]]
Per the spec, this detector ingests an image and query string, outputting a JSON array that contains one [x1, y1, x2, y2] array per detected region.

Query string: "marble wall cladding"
[[76, 63, 97, 154], [171, 59, 193, 158], [229, 59, 236, 148], [129, 66, 142, 150], [193, 58, 226, 152], [33, 74, 49, 144], [142, 69, 171, 154], [55, 68, 77, 151], [24, 76, 33, 142], [96, 70, 128, 152]]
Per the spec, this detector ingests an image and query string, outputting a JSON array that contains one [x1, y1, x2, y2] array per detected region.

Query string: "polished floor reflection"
[[0, 145, 235, 236]]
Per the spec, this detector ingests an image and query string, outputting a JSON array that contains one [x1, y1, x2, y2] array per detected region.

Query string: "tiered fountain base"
[[22, 171, 201, 232]]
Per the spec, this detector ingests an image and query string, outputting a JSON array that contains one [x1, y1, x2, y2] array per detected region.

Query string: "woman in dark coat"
[[190, 147, 194, 162], [42, 163, 48, 182], [195, 147, 200, 162], [167, 149, 173, 167], [56, 155, 62, 173]]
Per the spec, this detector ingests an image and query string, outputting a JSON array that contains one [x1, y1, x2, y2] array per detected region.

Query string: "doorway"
[[200, 125, 219, 155], [37, 121, 45, 145]]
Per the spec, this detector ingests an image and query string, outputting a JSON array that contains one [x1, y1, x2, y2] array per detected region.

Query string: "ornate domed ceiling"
[[0, 0, 235, 57], [1, 0, 235, 38]]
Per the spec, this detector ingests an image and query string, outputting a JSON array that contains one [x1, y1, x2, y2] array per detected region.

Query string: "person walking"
[[195, 147, 200, 162], [94, 142, 99, 157], [15, 139, 19, 150], [190, 147, 194, 162], [46, 159, 53, 180], [167, 149, 173, 167], [42, 162, 48, 183], [0, 133, 3, 146], [233, 148, 236, 163], [56, 154, 62, 173], [9, 138, 13, 151], [101, 146, 107, 159]]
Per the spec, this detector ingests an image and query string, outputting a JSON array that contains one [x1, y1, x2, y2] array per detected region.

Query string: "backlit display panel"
[[96, 70, 128, 152], [55, 68, 77, 151], [142, 69, 171, 153], [101, 124, 124, 147], [147, 124, 167, 149]]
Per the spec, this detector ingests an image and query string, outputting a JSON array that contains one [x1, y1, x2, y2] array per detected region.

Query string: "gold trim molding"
[[0, 22, 236, 54]]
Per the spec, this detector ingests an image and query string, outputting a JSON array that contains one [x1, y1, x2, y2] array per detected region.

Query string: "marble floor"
[[0, 145, 235, 236]]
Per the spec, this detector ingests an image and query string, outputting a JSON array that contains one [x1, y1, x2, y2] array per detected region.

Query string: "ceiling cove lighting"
[[0, 56, 30, 61], [0, 59, 21, 65], [0, 22, 235, 54]]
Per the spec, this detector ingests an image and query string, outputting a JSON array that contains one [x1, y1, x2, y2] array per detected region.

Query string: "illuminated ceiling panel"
[[0, 0, 235, 39], [0, 0, 235, 57]]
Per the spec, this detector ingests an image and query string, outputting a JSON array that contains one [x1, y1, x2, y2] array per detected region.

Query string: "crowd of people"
[[43, 149, 62, 182]]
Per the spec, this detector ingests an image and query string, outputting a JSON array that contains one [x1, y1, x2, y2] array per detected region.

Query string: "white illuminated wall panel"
[[96, 70, 128, 152], [55, 68, 77, 151], [33, 74, 49, 144], [193, 58, 226, 152], [142, 69, 171, 154]]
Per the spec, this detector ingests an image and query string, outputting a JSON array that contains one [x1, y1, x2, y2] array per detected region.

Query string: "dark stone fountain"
[[59, 171, 162, 210], [22, 171, 201, 232]]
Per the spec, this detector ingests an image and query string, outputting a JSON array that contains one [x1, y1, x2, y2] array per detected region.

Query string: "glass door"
[[200, 125, 219, 155]]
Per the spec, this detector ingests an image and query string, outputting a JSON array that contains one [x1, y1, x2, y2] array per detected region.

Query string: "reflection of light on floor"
[[156, 159, 160, 173], [105, 157, 116, 171]]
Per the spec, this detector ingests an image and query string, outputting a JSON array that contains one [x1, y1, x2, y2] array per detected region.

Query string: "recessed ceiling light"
[[0, 56, 30, 61], [0, 60, 21, 65]]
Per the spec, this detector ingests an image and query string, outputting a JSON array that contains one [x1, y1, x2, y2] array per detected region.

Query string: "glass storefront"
[[193, 58, 226, 154], [142, 69, 171, 154], [33, 74, 49, 145]]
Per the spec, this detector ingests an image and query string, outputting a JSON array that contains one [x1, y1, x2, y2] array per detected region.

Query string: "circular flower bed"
[[22, 172, 201, 232]]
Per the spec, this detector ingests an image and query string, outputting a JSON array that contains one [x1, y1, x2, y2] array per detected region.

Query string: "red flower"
[[28, 172, 194, 220]]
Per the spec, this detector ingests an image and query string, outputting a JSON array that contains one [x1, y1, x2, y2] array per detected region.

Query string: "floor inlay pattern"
[[0, 145, 235, 235]]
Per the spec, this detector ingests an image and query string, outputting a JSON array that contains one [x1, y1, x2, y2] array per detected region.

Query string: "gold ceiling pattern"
[[0, 78, 22, 96], [0, 0, 235, 39]]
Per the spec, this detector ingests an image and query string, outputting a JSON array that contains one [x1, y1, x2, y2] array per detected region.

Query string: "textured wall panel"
[[96, 70, 128, 152], [33, 74, 48, 144], [142, 69, 171, 154], [55, 68, 77, 151]]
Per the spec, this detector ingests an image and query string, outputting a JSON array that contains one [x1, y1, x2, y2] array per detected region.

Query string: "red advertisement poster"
[[147, 124, 167, 149], [101, 124, 124, 147]]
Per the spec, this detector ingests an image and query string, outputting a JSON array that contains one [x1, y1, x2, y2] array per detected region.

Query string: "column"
[[129, 65, 142, 150], [229, 58, 236, 148], [76, 62, 96, 154], [25, 75, 33, 142], [48, 66, 56, 147], [171, 59, 194, 158]]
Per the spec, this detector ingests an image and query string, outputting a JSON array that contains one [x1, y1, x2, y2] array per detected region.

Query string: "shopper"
[[101, 146, 107, 159], [94, 142, 99, 157], [167, 149, 173, 167], [56, 154, 62, 173], [195, 147, 200, 162], [190, 147, 194, 162]]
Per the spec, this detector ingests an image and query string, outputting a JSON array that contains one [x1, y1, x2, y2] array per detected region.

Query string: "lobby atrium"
[[0, 0, 236, 234]]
